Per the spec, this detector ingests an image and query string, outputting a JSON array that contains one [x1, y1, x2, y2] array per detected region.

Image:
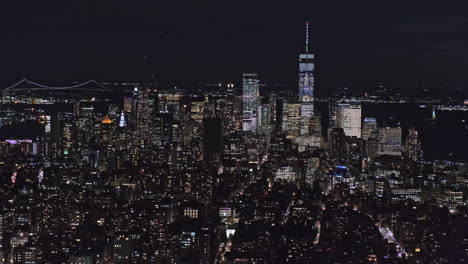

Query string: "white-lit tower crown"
[[299, 21, 315, 118]]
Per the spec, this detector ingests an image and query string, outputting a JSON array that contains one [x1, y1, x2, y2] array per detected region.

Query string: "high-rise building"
[[123, 87, 139, 127], [190, 101, 206, 123], [0, 209, 12, 252], [308, 114, 322, 135], [365, 131, 379, 160], [123, 97, 132, 114], [404, 127, 422, 161], [136, 88, 155, 146], [378, 126, 402, 156], [282, 102, 302, 139], [101, 114, 113, 145], [336, 103, 362, 138], [242, 73, 259, 133], [330, 128, 346, 163], [118, 111, 126, 128], [299, 22, 315, 118], [158, 93, 182, 118], [257, 103, 274, 135], [268, 134, 296, 165], [99, 114, 114, 169], [61, 122, 73, 155], [116, 112, 130, 153], [362, 118, 377, 140], [223, 131, 246, 172]]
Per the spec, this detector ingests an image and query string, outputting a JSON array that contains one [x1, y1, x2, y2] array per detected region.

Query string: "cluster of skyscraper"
[[0, 21, 464, 264], [242, 22, 315, 136]]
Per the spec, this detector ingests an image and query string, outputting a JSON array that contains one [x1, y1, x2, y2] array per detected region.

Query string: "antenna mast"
[[305, 21, 309, 53]]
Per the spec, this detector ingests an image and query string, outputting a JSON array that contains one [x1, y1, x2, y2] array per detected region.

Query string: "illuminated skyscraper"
[[336, 103, 362, 138], [190, 101, 206, 123], [116, 112, 129, 152], [257, 103, 274, 135], [299, 22, 315, 118], [330, 128, 346, 163], [136, 88, 156, 146], [242, 73, 259, 133], [362, 117, 377, 140], [61, 122, 73, 155], [119, 111, 127, 128], [308, 114, 322, 135], [122, 87, 139, 127], [101, 114, 113, 145], [404, 127, 422, 161], [282, 101, 302, 139], [378, 126, 402, 156]]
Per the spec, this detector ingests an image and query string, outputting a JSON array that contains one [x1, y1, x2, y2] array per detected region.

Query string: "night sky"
[[1, 1, 468, 94]]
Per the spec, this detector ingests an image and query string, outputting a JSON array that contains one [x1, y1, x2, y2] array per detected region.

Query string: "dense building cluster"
[[0, 26, 468, 264]]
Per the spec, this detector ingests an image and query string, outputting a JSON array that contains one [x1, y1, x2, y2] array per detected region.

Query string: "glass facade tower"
[[242, 73, 259, 133], [299, 22, 315, 118]]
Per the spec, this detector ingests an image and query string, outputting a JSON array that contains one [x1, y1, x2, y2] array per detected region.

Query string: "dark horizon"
[[1, 1, 468, 93]]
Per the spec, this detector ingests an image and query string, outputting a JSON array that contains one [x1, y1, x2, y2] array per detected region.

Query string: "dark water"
[[0, 121, 44, 140], [316, 102, 468, 161], [364, 103, 468, 161]]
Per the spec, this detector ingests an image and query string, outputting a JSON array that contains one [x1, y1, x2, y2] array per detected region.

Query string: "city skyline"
[[1, 2, 468, 264]]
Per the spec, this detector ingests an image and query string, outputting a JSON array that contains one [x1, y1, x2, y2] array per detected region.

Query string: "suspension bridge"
[[3, 78, 111, 93]]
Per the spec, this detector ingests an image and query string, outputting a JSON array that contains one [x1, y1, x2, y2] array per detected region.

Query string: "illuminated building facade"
[[362, 117, 377, 140], [242, 73, 259, 133], [282, 102, 302, 139], [378, 126, 402, 156], [404, 126, 422, 161], [336, 103, 362, 138], [299, 22, 315, 118]]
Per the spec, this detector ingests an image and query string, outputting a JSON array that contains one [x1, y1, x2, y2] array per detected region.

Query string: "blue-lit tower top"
[[299, 21, 315, 99], [119, 111, 127, 127]]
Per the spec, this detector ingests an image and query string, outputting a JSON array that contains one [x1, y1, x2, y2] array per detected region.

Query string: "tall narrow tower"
[[299, 21, 315, 118], [242, 73, 259, 133]]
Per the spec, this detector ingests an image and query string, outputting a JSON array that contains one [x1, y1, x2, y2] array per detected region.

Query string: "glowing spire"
[[102, 114, 112, 124], [305, 21, 309, 53], [119, 111, 126, 127], [432, 108, 437, 120]]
